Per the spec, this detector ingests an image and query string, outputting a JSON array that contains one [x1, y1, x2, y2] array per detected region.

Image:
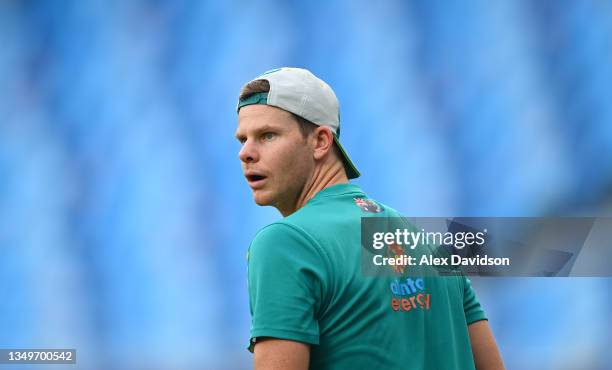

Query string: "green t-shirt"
[[247, 184, 487, 369]]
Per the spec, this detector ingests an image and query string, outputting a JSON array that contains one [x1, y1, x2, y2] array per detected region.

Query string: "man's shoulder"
[[250, 186, 405, 253], [252, 221, 311, 243], [248, 221, 329, 270], [249, 221, 320, 255]]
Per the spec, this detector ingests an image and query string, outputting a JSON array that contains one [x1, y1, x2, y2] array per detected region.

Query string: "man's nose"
[[239, 140, 259, 163]]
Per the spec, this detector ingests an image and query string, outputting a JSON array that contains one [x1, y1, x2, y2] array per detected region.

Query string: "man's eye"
[[263, 132, 276, 141]]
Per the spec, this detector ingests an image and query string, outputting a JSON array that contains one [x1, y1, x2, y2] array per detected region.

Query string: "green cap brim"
[[333, 135, 360, 179]]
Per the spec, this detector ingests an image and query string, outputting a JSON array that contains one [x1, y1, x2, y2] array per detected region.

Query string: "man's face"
[[236, 104, 314, 212]]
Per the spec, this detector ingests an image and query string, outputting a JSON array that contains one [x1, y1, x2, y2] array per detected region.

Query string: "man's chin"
[[252, 191, 274, 206]]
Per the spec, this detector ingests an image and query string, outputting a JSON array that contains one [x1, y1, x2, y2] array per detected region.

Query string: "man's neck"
[[278, 161, 349, 217]]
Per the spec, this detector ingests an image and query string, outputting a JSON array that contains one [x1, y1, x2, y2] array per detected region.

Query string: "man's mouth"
[[245, 173, 267, 188]]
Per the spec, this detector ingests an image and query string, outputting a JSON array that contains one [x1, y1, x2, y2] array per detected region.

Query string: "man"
[[235, 67, 504, 370]]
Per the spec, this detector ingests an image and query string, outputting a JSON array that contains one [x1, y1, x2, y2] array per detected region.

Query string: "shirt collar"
[[309, 183, 365, 202]]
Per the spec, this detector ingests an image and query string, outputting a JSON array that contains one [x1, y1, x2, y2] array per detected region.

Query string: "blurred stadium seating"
[[0, 0, 611, 369]]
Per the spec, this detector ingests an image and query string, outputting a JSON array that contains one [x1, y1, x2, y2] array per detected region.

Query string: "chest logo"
[[354, 198, 382, 213]]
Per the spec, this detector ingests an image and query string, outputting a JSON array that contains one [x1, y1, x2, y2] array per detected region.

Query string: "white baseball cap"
[[237, 67, 360, 179]]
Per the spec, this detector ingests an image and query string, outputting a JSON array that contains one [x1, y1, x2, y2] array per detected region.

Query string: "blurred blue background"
[[1, 0, 611, 369]]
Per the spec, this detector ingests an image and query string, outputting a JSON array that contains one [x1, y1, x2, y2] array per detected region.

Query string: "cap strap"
[[237, 92, 268, 111]]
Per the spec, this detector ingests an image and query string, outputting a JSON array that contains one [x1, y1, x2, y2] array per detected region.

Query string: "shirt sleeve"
[[462, 277, 488, 325], [247, 222, 328, 351]]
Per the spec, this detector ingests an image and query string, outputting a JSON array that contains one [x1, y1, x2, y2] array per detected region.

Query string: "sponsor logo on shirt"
[[390, 277, 431, 312], [388, 243, 406, 274]]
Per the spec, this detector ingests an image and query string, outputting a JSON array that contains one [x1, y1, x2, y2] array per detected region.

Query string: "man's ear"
[[312, 126, 334, 160]]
